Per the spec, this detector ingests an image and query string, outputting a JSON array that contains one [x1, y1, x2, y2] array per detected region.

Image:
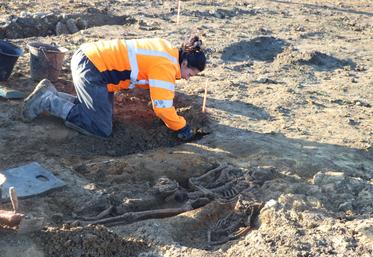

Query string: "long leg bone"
[[83, 202, 193, 227]]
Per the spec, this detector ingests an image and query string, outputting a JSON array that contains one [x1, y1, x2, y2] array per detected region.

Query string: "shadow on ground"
[[221, 37, 288, 62]]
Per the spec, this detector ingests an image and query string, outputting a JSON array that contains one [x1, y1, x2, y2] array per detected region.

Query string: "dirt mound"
[[34, 225, 148, 257], [312, 170, 373, 213], [0, 8, 136, 39], [272, 48, 356, 71], [298, 51, 356, 71]]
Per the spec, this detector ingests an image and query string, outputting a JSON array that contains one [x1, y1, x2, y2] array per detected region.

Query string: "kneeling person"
[[22, 35, 206, 140]]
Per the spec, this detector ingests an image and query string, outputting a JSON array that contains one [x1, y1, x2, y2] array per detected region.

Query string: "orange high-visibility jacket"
[[80, 38, 186, 131]]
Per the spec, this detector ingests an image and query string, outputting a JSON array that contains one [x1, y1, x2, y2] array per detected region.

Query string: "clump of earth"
[[34, 225, 148, 257]]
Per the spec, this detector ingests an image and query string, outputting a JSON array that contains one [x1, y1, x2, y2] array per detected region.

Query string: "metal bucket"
[[28, 42, 68, 82]]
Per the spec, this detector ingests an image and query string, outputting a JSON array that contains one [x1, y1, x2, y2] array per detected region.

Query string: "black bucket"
[[0, 40, 24, 81], [28, 42, 68, 82]]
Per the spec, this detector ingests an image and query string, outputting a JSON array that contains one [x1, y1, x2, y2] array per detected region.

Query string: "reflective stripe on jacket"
[[80, 38, 186, 131]]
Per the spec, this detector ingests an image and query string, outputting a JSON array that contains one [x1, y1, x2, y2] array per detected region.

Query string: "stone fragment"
[[250, 166, 276, 184], [56, 21, 69, 35], [338, 201, 352, 212], [66, 18, 79, 34], [76, 18, 88, 30]]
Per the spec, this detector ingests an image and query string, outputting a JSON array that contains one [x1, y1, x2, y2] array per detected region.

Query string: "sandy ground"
[[0, 0, 373, 256]]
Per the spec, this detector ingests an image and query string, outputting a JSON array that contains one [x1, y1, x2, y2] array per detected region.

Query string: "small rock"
[[295, 25, 305, 32], [61, 13, 68, 20], [259, 27, 272, 34], [264, 199, 277, 209], [256, 77, 269, 83], [85, 233, 98, 242], [87, 7, 100, 14], [251, 166, 276, 184], [62, 223, 71, 229], [338, 201, 353, 212], [355, 64, 366, 72], [348, 119, 359, 126], [56, 21, 69, 35], [64, 239, 72, 247], [138, 20, 160, 31], [33, 12, 47, 19], [20, 11, 31, 18], [353, 100, 371, 107], [76, 18, 88, 30], [71, 220, 81, 227], [215, 11, 225, 19], [66, 18, 79, 34], [51, 213, 64, 225]]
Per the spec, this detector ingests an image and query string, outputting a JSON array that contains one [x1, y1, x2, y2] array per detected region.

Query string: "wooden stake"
[[202, 80, 208, 113], [9, 187, 18, 213], [177, 0, 181, 25]]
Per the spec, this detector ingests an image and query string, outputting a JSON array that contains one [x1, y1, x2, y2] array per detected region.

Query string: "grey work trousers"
[[66, 49, 114, 137]]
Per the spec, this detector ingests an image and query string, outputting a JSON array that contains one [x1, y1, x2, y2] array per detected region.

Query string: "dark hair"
[[179, 35, 206, 72]]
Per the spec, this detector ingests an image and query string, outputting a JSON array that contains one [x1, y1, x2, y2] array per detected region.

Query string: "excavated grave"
[[62, 161, 266, 250]]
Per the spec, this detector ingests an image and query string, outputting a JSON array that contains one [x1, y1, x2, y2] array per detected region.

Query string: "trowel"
[[0, 85, 25, 99], [0, 185, 45, 233]]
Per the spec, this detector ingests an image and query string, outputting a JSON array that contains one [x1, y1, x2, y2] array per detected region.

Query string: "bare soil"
[[0, 0, 372, 256]]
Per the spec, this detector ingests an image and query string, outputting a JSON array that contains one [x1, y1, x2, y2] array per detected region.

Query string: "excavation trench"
[[66, 88, 211, 157], [11, 84, 211, 161], [1, 94, 214, 255], [63, 162, 264, 250]]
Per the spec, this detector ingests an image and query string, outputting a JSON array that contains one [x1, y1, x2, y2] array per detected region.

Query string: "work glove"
[[177, 124, 194, 141]]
